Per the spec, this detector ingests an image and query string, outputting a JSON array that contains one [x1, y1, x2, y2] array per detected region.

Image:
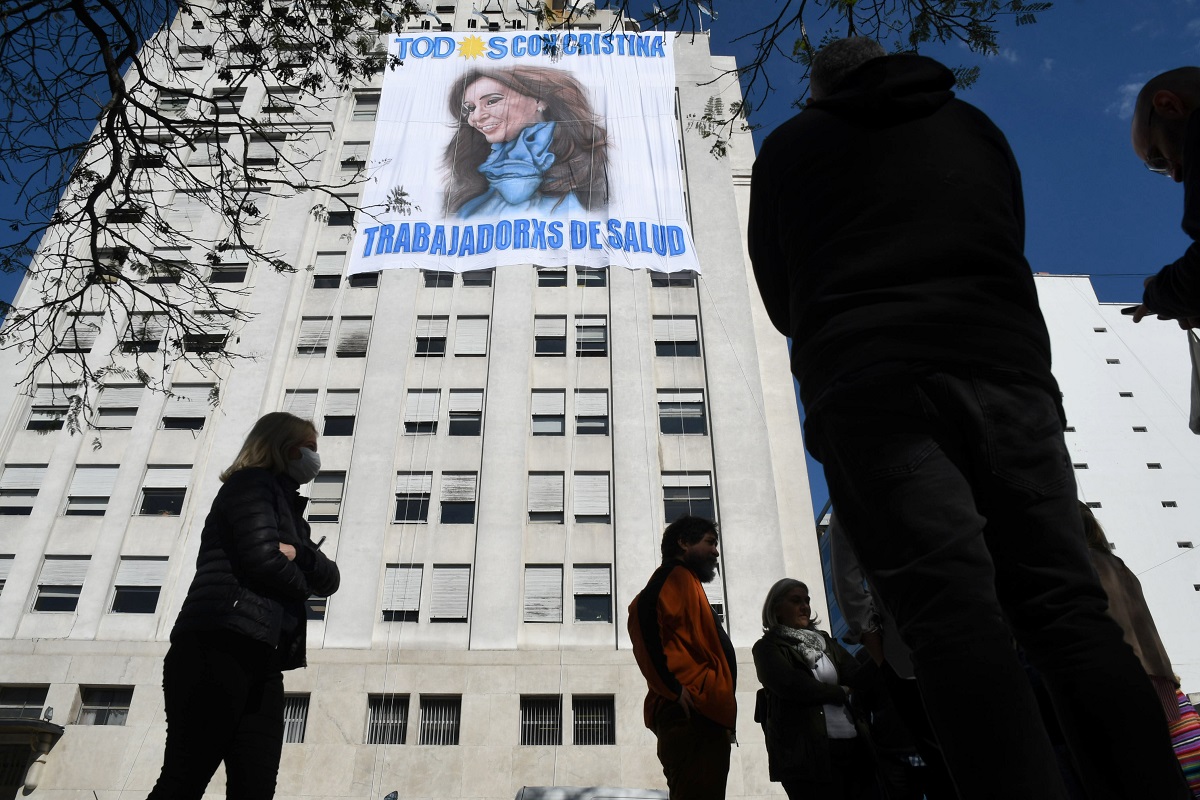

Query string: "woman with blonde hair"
[[147, 412, 339, 800]]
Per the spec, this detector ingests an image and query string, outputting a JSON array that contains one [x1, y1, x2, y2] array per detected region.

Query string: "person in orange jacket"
[[628, 516, 736, 800]]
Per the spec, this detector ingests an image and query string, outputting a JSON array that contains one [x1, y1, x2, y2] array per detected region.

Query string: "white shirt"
[[812, 652, 857, 739]]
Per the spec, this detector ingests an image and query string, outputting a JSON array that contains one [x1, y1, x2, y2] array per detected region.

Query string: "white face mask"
[[287, 447, 321, 484]]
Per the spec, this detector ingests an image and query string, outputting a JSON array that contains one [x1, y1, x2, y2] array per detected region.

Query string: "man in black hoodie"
[[749, 38, 1190, 800]]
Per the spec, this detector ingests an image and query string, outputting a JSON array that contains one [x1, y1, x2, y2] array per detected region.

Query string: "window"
[[423, 270, 453, 288], [27, 384, 75, 430], [140, 466, 190, 516], [0, 555, 10, 594], [416, 317, 448, 356], [1147, 463, 1163, 470], [209, 263, 248, 284], [190, 136, 230, 168], [306, 595, 327, 620], [1119, 392, 1133, 398], [537, 267, 567, 287], [573, 565, 612, 622], [576, 267, 606, 287], [122, 313, 165, 353], [366, 694, 409, 744], [283, 694, 310, 743], [262, 88, 298, 114], [658, 390, 706, 435], [654, 316, 700, 357], [178, 43, 207, 66], [440, 473, 477, 524], [336, 317, 372, 358], [382, 564, 422, 621], [65, 465, 118, 516], [404, 390, 440, 434], [534, 316, 567, 356], [323, 390, 359, 436], [106, 204, 146, 224], [1085, 501, 1102, 508], [313, 273, 340, 289], [349, 271, 379, 288], [575, 317, 608, 357], [308, 472, 345, 522], [1064, 426, 1076, 432], [96, 385, 143, 430], [524, 565, 563, 622], [1106, 358, 1121, 365], [573, 473, 610, 524], [430, 565, 470, 622], [0, 686, 48, 719], [162, 384, 213, 430], [1163, 501, 1178, 508], [182, 311, 230, 353], [704, 570, 726, 625], [651, 270, 696, 288], [419, 696, 461, 745], [520, 696, 562, 745], [312, 252, 345, 288], [213, 88, 246, 114], [1, 465, 46, 515], [75, 688, 133, 726], [245, 135, 286, 166], [353, 92, 380, 121], [1133, 426, 1148, 433], [394, 473, 432, 523], [528, 473, 564, 523], [58, 313, 101, 353], [1093, 327, 1107, 333], [283, 389, 318, 422], [662, 473, 714, 522], [448, 390, 483, 436], [297, 317, 332, 356], [532, 390, 565, 436], [1179, 542, 1194, 549], [454, 316, 489, 357], [575, 390, 609, 435], [156, 89, 190, 116], [111, 556, 167, 614], [327, 194, 356, 227], [1073, 463, 1088, 470], [462, 270, 493, 287], [573, 696, 616, 745], [34, 556, 89, 612]]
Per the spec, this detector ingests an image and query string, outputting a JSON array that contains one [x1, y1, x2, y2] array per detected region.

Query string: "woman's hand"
[[278, 543, 297, 561]]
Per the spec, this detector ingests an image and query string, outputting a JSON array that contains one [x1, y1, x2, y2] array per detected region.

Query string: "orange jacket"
[[628, 562, 737, 730]]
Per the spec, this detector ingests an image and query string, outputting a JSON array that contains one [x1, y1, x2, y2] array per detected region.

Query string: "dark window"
[[404, 421, 437, 435], [535, 336, 566, 356], [418, 696, 461, 745], [305, 596, 327, 620], [655, 341, 700, 357], [75, 688, 133, 726], [538, 270, 567, 287], [448, 412, 481, 436], [462, 270, 493, 287], [576, 417, 608, 435], [574, 594, 612, 622], [532, 415, 565, 436], [416, 337, 447, 356], [663, 486, 713, 523], [395, 496, 429, 523], [327, 209, 354, 227], [424, 271, 454, 288], [283, 694, 310, 743], [139, 488, 186, 516], [528, 511, 564, 524], [34, 585, 81, 612], [572, 696, 615, 745], [106, 207, 146, 223], [576, 267, 606, 287], [209, 266, 247, 284], [162, 417, 205, 431], [520, 696, 562, 746], [0, 686, 48, 719], [323, 416, 355, 436], [366, 695, 409, 744], [440, 501, 476, 525], [659, 402, 706, 435], [348, 272, 379, 288], [182, 333, 227, 354], [111, 586, 160, 614], [382, 609, 419, 622], [0, 491, 36, 515], [313, 274, 341, 289], [651, 271, 695, 287], [131, 154, 166, 168], [27, 416, 65, 432]]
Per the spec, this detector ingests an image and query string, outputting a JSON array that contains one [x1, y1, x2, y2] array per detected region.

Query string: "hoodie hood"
[[808, 53, 955, 127]]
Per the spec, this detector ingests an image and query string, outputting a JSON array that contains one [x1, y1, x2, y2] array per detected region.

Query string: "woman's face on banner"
[[461, 77, 545, 144]]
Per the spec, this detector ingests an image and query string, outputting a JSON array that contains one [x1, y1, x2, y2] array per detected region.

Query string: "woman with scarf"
[[753, 578, 877, 800], [443, 65, 608, 219]]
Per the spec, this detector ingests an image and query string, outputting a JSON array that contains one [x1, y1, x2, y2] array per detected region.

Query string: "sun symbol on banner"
[[458, 35, 487, 59]]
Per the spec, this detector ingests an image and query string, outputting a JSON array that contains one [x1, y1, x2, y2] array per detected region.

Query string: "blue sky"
[[2, 1, 1197, 517]]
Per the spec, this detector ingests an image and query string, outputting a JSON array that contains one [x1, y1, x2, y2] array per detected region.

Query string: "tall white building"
[[0, 5, 820, 798]]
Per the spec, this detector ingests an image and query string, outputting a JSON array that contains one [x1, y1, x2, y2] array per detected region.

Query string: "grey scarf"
[[772, 624, 826, 668]]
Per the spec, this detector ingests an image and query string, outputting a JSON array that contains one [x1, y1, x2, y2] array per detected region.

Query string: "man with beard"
[[628, 516, 735, 800]]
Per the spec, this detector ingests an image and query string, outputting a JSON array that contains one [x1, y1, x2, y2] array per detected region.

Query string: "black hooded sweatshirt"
[[748, 54, 1060, 419]]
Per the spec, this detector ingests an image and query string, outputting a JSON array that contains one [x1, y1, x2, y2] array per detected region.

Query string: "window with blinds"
[[312, 252, 345, 289], [573, 565, 612, 622], [537, 266, 567, 287], [415, 316, 448, 356], [323, 390, 359, 436], [394, 473, 431, 523], [534, 316, 566, 356], [213, 88, 246, 113], [26, 384, 75, 431], [658, 390, 707, 435], [454, 316, 489, 357], [57, 313, 101, 354], [162, 384, 214, 430], [283, 389, 318, 421], [574, 317, 607, 357], [262, 87, 299, 115], [418, 696, 461, 745], [34, 555, 90, 612], [653, 316, 700, 357], [382, 564, 422, 622], [528, 473, 564, 523], [520, 696, 562, 745], [353, 92, 380, 121], [404, 389, 440, 435], [576, 267, 606, 287], [572, 473, 610, 523], [439, 473, 477, 524], [75, 687, 133, 726], [430, 565, 470, 622], [111, 556, 168, 614], [139, 465, 191, 516], [283, 694, 310, 743], [327, 193, 357, 227], [366, 694, 408, 744], [245, 134, 285, 166], [531, 390, 565, 436], [573, 696, 616, 745], [96, 385, 144, 430], [122, 313, 165, 353], [447, 390, 483, 436], [574, 390, 608, 436], [461, 269, 493, 287], [1, 464, 46, 515], [65, 465, 119, 516], [662, 473, 715, 523], [336, 317, 372, 358], [523, 565, 562, 623], [182, 311, 231, 353], [297, 317, 332, 356], [308, 472, 345, 522], [650, 270, 696, 288]]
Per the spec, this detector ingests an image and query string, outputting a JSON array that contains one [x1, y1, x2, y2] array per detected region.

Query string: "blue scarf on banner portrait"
[[458, 122, 584, 219]]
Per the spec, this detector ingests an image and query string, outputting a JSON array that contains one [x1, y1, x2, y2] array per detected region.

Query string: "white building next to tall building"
[[0, 5, 822, 799]]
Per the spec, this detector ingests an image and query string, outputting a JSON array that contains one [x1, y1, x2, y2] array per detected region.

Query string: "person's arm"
[[747, 139, 792, 337], [752, 638, 847, 707], [1142, 246, 1200, 321], [632, 567, 685, 702], [221, 474, 311, 602], [294, 542, 340, 598]]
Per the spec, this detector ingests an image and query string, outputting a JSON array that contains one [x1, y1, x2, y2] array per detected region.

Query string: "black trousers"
[[653, 703, 731, 800], [147, 630, 285, 800], [809, 370, 1189, 800], [780, 737, 876, 800]]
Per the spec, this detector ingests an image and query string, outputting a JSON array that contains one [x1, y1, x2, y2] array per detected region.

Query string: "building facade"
[[0, 5, 819, 799]]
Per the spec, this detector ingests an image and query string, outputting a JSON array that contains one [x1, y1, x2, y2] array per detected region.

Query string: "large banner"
[[345, 31, 700, 275]]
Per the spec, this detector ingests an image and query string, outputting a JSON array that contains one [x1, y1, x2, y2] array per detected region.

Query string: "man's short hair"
[[810, 37, 887, 100], [661, 515, 718, 561]]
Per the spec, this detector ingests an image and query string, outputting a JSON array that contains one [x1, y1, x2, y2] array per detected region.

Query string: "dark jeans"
[[808, 370, 1189, 800], [653, 703, 731, 800], [780, 737, 876, 800], [877, 665, 957, 800], [147, 630, 285, 800]]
